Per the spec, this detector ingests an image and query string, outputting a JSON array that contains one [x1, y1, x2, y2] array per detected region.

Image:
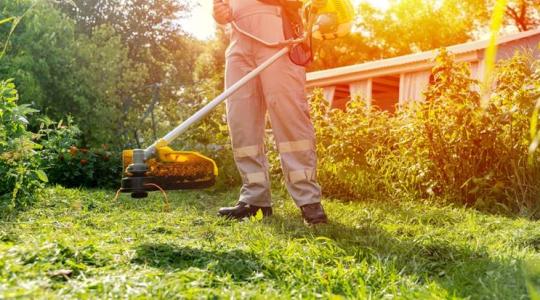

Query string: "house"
[[306, 28, 540, 112]]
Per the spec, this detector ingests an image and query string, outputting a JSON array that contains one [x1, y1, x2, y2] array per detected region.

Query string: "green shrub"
[[311, 94, 400, 200], [44, 144, 121, 189], [0, 79, 47, 208], [421, 50, 539, 210], [37, 117, 121, 189], [311, 49, 540, 217]]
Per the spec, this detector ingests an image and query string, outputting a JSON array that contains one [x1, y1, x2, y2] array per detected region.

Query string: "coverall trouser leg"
[[225, 6, 322, 208]]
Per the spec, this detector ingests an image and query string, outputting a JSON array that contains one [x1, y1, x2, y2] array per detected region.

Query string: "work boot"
[[218, 202, 273, 220], [301, 203, 328, 225]]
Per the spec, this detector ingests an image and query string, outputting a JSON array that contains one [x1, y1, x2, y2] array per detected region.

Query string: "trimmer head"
[[120, 146, 218, 198]]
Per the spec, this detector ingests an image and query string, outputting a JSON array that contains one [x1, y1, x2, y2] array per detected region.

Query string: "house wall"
[[475, 34, 540, 81], [495, 34, 540, 60], [470, 61, 482, 80], [311, 32, 540, 111], [395, 35, 540, 106]]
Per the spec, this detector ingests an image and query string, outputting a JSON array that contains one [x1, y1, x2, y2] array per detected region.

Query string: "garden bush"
[[0, 78, 122, 208], [37, 117, 121, 189], [310, 94, 400, 200], [413, 50, 540, 212], [0, 79, 47, 209], [311, 49, 540, 217]]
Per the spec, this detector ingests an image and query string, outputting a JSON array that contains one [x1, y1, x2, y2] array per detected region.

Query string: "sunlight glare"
[[180, 0, 390, 40]]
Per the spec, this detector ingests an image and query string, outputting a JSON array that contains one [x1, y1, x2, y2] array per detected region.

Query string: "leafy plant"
[[412, 49, 537, 210], [0, 79, 47, 209], [37, 117, 121, 189], [309, 92, 399, 200], [309, 49, 540, 217]]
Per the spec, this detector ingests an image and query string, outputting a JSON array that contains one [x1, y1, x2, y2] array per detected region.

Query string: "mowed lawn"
[[1, 187, 539, 299]]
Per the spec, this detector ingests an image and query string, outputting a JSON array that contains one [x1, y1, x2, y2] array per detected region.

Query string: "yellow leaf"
[[251, 209, 264, 222]]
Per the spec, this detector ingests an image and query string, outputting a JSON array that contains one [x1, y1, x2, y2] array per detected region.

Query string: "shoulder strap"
[[256, 0, 312, 66], [257, 0, 303, 10]]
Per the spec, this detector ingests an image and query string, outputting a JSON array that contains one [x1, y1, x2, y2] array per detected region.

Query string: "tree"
[[310, 0, 488, 70], [70, 26, 148, 145], [0, 0, 147, 146], [56, 0, 200, 87], [309, 0, 538, 70], [361, 0, 482, 55], [55, 0, 207, 146], [505, 0, 540, 31], [453, 0, 540, 32], [0, 0, 211, 147]]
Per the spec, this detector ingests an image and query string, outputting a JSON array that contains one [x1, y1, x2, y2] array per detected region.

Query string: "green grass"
[[1, 187, 539, 299]]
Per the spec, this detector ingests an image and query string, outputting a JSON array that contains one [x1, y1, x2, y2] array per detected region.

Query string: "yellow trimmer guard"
[[122, 146, 218, 191]]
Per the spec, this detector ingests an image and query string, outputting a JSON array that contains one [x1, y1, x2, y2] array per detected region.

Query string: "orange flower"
[[80, 159, 88, 165], [69, 146, 78, 156]]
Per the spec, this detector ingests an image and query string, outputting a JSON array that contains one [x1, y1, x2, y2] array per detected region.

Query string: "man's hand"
[[213, 0, 233, 25], [311, 0, 327, 9]]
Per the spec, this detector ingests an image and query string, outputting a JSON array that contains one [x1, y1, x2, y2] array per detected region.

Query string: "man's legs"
[[223, 55, 272, 209], [255, 48, 325, 222], [266, 90, 322, 208], [219, 10, 326, 223]]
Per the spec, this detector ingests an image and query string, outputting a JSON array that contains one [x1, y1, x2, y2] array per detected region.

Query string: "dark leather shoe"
[[301, 203, 328, 225], [218, 202, 273, 220]]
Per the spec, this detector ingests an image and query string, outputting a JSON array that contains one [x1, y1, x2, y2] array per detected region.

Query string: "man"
[[213, 0, 328, 224]]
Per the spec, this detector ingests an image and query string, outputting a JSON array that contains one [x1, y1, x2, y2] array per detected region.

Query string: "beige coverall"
[[226, 0, 321, 207]]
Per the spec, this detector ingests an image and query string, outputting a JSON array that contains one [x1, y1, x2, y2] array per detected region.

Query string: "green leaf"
[[0, 17, 15, 26], [35, 170, 49, 183]]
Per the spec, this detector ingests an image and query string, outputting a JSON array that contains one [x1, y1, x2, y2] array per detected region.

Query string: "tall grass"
[[482, 0, 508, 107], [0, 9, 31, 59], [0, 17, 16, 59], [530, 99, 540, 163]]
